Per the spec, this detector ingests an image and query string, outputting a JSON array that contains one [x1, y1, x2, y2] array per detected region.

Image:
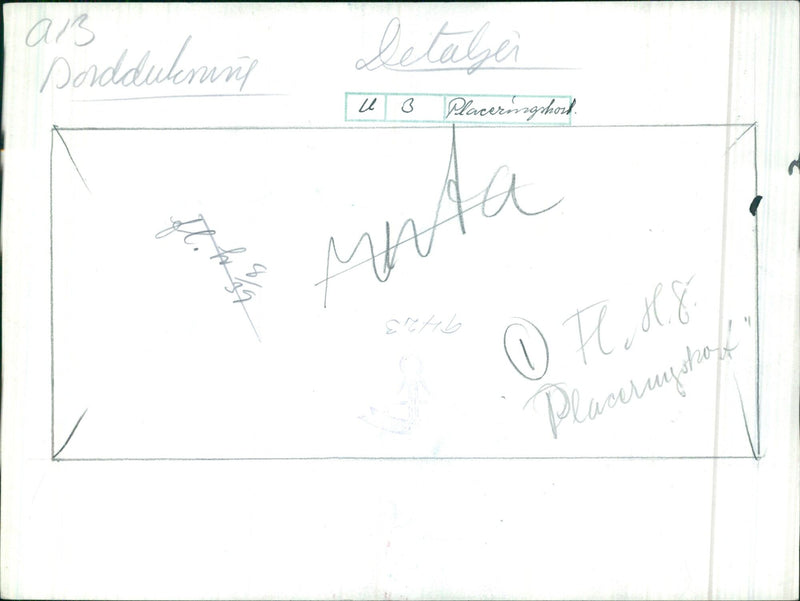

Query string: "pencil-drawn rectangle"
[[49, 123, 760, 461]]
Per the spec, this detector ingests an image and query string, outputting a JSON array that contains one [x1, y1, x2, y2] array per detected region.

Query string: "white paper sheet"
[[2, 2, 798, 599]]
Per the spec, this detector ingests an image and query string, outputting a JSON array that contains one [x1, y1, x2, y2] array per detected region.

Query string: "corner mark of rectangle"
[[52, 125, 90, 192]]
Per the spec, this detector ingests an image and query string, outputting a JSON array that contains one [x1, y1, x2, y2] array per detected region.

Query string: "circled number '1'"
[[503, 317, 550, 381]]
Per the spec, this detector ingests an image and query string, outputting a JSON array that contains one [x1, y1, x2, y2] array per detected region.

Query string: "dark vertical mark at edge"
[[52, 408, 88, 460], [748, 195, 762, 216], [789, 154, 800, 175], [50, 126, 55, 460]]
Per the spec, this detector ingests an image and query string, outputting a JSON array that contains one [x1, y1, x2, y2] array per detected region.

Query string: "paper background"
[[2, 3, 798, 599]]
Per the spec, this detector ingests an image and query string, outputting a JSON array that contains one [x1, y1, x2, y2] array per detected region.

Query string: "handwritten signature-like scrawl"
[[318, 125, 564, 307]]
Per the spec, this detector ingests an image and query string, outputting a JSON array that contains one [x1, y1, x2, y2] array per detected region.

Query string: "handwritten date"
[[155, 215, 266, 341]]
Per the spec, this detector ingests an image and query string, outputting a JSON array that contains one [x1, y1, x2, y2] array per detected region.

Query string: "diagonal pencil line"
[[724, 121, 756, 153], [198, 214, 261, 342], [53, 125, 90, 192], [519, 339, 536, 371], [53, 408, 88, 460], [732, 374, 758, 461]]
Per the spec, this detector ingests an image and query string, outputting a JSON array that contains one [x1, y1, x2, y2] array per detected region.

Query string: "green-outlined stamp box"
[[385, 93, 443, 122], [345, 92, 574, 125], [344, 93, 387, 122]]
